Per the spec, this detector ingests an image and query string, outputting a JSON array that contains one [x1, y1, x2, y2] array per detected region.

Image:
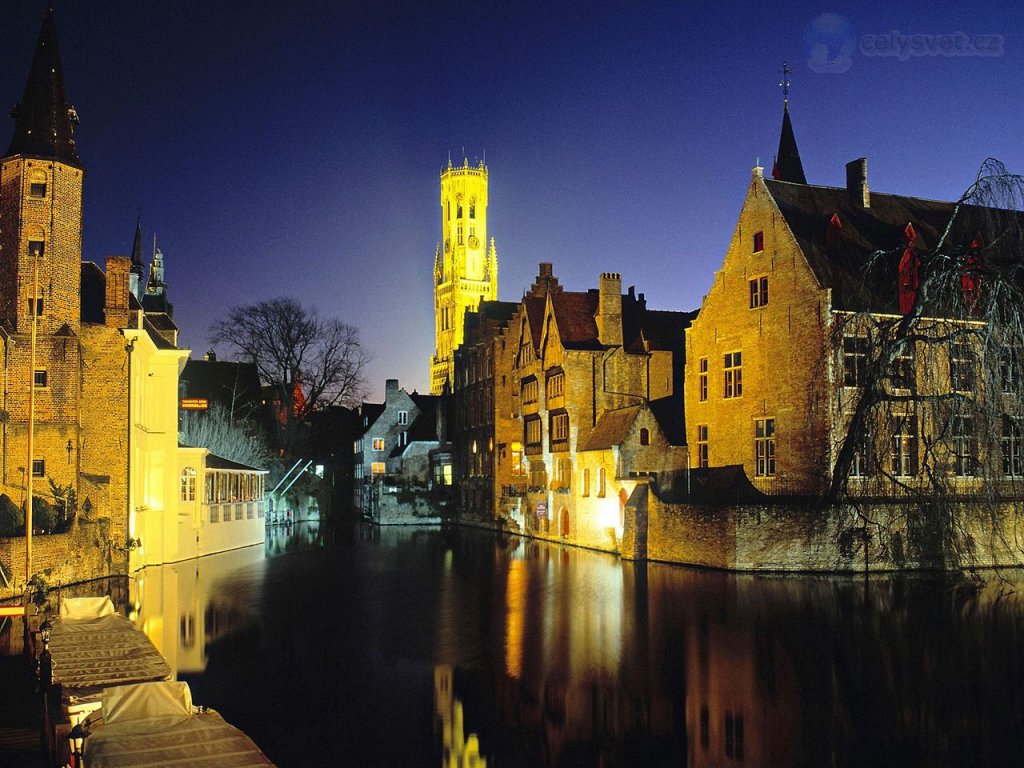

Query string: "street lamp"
[[68, 721, 88, 766]]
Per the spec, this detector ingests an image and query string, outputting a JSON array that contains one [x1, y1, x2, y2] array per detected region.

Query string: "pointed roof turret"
[[771, 64, 807, 185], [130, 214, 145, 271], [5, 4, 80, 165]]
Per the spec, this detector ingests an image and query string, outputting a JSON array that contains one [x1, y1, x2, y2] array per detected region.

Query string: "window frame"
[[724, 351, 743, 399], [748, 276, 769, 309], [754, 418, 776, 477], [698, 357, 708, 401]]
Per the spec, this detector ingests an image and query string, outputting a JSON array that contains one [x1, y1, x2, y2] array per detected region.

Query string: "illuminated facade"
[[431, 158, 498, 394], [0, 7, 196, 591]]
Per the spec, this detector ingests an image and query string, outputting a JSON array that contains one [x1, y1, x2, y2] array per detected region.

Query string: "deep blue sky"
[[1, 1, 1021, 400]]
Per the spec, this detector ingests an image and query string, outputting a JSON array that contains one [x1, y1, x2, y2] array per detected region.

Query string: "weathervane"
[[779, 62, 792, 108]]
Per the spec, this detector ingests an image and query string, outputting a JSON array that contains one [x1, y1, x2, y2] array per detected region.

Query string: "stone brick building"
[[0, 7, 190, 592], [682, 101, 1013, 499], [452, 299, 517, 519], [496, 264, 694, 545], [354, 379, 450, 523]]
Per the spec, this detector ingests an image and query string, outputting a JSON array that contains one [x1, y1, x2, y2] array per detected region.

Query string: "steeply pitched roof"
[[766, 179, 956, 312], [772, 106, 806, 185], [5, 5, 80, 165], [551, 291, 600, 350], [583, 405, 641, 451]]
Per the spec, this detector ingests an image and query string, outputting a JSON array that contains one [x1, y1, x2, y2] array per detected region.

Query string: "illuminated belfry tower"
[[430, 156, 498, 394]]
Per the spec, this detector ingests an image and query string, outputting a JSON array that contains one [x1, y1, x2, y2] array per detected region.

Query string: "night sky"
[[1, 1, 1021, 400]]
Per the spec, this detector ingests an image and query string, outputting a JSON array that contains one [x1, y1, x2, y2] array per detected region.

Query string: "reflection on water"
[[7, 522, 1024, 767]]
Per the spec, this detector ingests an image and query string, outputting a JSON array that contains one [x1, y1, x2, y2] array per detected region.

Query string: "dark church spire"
[[5, 3, 80, 165], [130, 213, 145, 270], [771, 64, 807, 185]]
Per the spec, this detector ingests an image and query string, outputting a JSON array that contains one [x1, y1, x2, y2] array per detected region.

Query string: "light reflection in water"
[[37, 523, 1020, 767]]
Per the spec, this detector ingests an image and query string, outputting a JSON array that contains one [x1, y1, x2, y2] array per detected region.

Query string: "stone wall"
[[0, 516, 115, 598], [623, 481, 1024, 572]]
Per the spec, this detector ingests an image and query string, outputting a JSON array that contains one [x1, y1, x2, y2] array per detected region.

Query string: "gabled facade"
[[685, 105, 1017, 500], [496, 264, 694, 545], [452, 299, 517, 519], [354, 379, 443, 521]]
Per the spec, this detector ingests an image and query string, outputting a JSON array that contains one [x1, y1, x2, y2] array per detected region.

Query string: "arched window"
[[469, 198, 476, 219], [457, 196, 464, 219], [639, 428, 650, 446], [180, 466, 196, 501]]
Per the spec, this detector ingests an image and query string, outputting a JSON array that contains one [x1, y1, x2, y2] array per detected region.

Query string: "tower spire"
[[771, 63, 807, 184], [5, 3, 80, 164], [129, 213, 146, 301]]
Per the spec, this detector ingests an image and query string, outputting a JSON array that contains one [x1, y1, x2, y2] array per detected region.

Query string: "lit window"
[[748, 276, 768, 308], [371, 462, 385, 475], [951, 415, 975, 477], [755, 418, 775, 477], [753, 231, 764, 252], [550, 412, 569, 445], [697, 425, 709, 468], [33, 369, 47, 388], [525, 417, 542, 447], [32, 459, 45, 477], [522, 378, 539, 405], [890, 413, 918, 477], [372, 438, 385, 451], [546, 371, 564, 400], [639, 428, 649, 446], [398, 410, 408, 425], [180, 467, 196, 501], [724, 351, 742, 398], [1002, 416, 1023, 477], [842, 336, 868, 387], [698, 358, 708, 401]]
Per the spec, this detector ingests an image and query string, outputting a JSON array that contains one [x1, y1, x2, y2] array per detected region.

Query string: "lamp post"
[[68, 721, 87, 767]]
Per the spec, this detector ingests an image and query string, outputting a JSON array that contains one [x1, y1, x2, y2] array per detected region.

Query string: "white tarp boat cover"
[[50, 597, 170, 704], [85, 681, 275, 767]]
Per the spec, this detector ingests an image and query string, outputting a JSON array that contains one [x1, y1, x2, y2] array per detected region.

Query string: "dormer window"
[[753, 230, 764, 253]]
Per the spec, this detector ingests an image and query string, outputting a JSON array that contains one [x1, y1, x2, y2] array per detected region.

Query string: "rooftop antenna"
[[779, 62, 792, 109]]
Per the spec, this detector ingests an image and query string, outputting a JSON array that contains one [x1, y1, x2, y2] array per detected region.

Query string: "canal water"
[[7, 522, 1024, 766]]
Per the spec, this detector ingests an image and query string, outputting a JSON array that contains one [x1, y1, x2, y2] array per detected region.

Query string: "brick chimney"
[[596, 272, 623, 347], [846, 157, 870, 208], [528, 262, 562, 297], [104, 256, 131, 328]]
